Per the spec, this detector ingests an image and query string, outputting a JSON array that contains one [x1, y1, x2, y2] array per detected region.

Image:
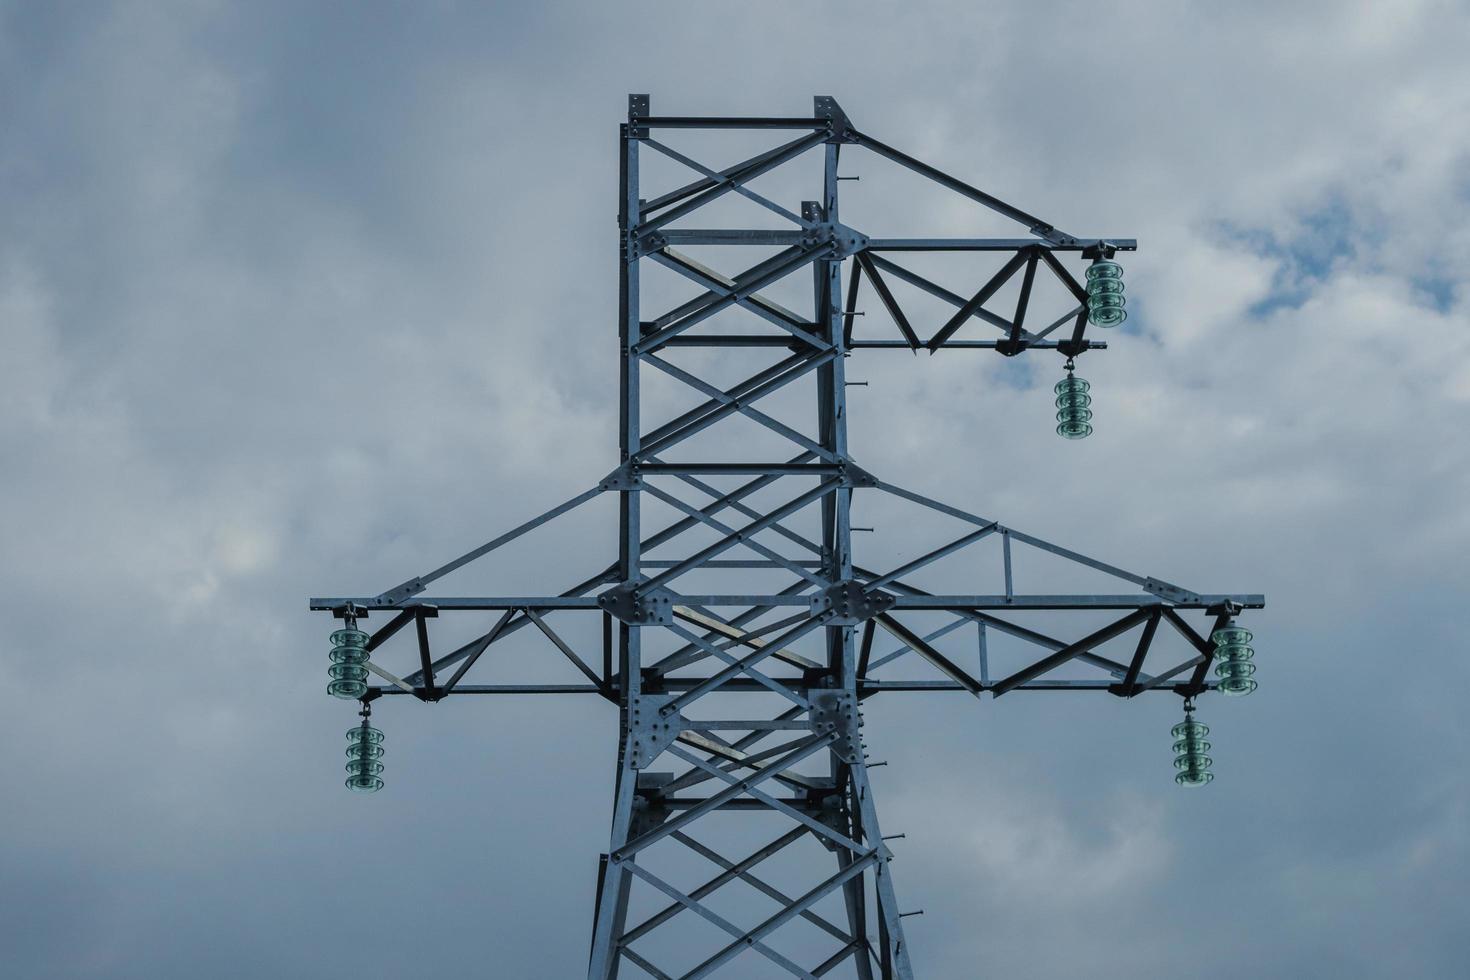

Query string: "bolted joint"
[[598, 583, 674, 625], [810, 579, 896, 625]]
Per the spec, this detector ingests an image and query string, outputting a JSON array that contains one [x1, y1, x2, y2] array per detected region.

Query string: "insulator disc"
[[1055, 374, 1094, 439], [328, 628, 372, 699], [1086, 260, 1127, 326], [344, 724, 384, 792], [1212, 622, 1258, 696], [1172, 714, 1213, 787]]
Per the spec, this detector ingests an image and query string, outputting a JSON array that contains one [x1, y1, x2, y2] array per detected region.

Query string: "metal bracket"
[[630, 772, 673, 835], [598, 463, 644, 492], [814, 95, 854, 143], [599, 583, 675, 625], [803, 220, 869, 259], [809, 580, 896, 625], [1143, 577, 1203, 605], [840, 462, 879, 488], [810, 689, 862, 763], [628, 695, 682, 769]]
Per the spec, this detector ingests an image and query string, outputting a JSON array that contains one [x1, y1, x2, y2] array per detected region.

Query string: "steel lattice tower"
[[312, 95, 1264, 979]]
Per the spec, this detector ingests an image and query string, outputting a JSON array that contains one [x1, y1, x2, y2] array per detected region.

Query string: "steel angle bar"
[[634, 130, 828, 235], [642, 479, 839, 591], [865, 253, 1017, 338], [634, 115, 830, 130], [885, 594, 1259, 610], [364, 609, 414, 652], [621, 827, 808, 944], [664, 743, 869, 855], [872, 613, 983, 697], [618, 863, 819, 980], [666, 606, 821, 671], [864, 523, 1000, 590], [647, 453, 815, 553], [641, 133, 819, 216], [866, 238, 1137, 252], [618, 947, 674, 980], [635, 114, 829, 129], [851, 566, 1134, 679], [653, 591, 815, 673], [1119, 609, 1163, 695], [660, 612, 833, 717], [440, 608, 516, 694], [641, 482, 826, 586], [525, 609, 605, 689], [375, 484, 605, 603], [374, 683, 604, 695], [665, 622, 814, 711], [663, 711, 808, 794], [842, 257, 862, 346], [927, 250, 1030, 351], [652, 584, 815, 674], [872, 477, 1198, 594], [668, 469, 825, 557], [645, 248, 820, 334], [364, 659, 416, 694], [643, 138, 814, 228], [1031, 303, 1086, 341], [873, 478, 998, 529], [657, 230, 811, 245], [648, 249, 822, 345], [854, 252, 921, 350], [850, 338, 1103, 350], [1007, 251, 1039, 348], [636, 349, 840, 458], [639, 356, 837, 461], [639, 348, 811, 448], [636, 246, 834, 354], [867, 616, 971, 673], [851, 129, 1071, 243], [611, 733, 834, 861], [1036, 248, 1089, 302], [639, 463, 845, 475], [990, 608, 1152, 696], [667, 729, 825, 794], [1138, 656, 1206, 692], [682, 853, 879, 980], [671, 831, 856, 946]]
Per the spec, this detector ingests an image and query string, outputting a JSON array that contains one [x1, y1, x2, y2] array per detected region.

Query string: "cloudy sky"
[[3, 1, 1468, 977]]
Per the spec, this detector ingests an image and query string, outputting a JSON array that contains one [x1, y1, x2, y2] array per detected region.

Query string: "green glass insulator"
[[327, 626, 371, 700], [1171, 712, 1213, 787], [345, 723, 384, 792], [1211, 621, 1257, 696], [1086, 260, 1126, 327], [1054, 372, 1093, 439]]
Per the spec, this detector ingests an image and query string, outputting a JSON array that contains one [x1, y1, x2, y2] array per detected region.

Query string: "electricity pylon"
[[311, 95, 1264, 979]]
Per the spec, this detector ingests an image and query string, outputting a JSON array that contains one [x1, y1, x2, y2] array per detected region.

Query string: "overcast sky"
[[2, 1, 1468, 977]]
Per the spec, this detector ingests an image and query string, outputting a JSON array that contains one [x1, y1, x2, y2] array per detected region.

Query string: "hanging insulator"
[[1172, 701, 1213, 787], [327, 621, 370, 699], [1085, 259, 1126, 327], [345, 710, 384, 793], [1212, 620, 1257, 696], [1054, 359, 1093, 439]]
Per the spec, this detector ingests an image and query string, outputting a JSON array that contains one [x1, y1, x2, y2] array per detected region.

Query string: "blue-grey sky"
[[2, 1, 1468, 977]]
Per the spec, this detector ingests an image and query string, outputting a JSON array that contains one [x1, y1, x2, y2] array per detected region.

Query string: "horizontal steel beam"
[[313, 593, 1264, 611]]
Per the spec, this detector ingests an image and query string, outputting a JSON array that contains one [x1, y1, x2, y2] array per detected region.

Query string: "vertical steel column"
[[589, 97, 645, 980]]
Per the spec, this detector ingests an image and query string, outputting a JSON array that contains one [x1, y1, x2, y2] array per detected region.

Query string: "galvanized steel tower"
[[311, 96, 1264, 978]]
